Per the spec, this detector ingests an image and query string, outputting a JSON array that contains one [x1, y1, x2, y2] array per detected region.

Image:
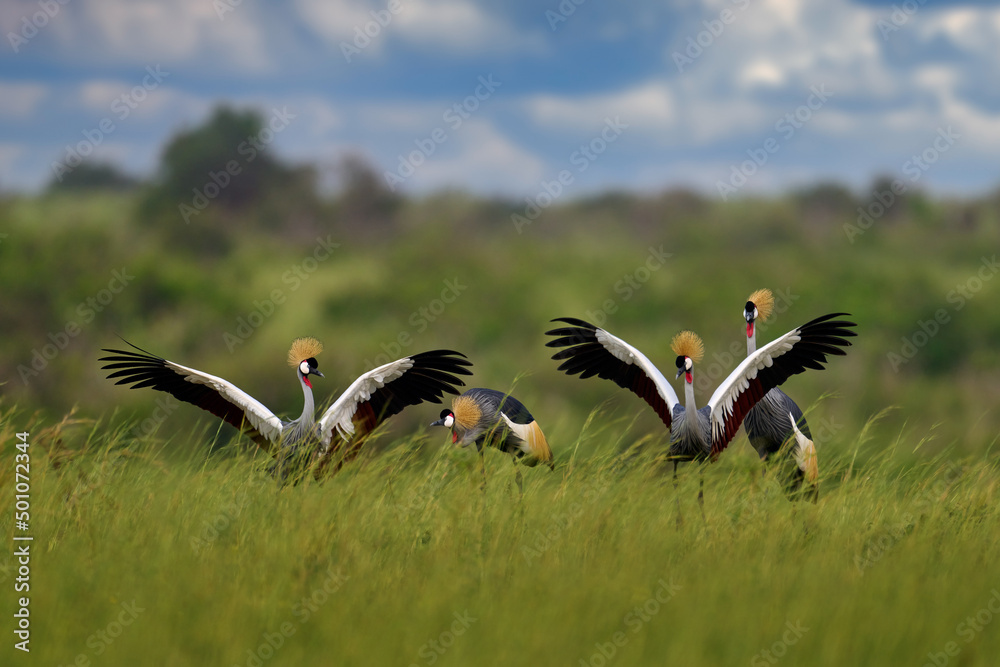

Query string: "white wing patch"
[[500, 412, 533, 455], [789, 413, 818, 480], [706, 330, 800, 442], [500, 412, 553, 465], [316, 357, 415, 447], [594, 328, 679, 410], [165, 360, 284, 443]]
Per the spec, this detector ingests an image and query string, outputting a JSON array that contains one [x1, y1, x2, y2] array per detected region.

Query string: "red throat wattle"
[[747, 321, 754, 338], [685, 371, 693, 384], [302, 376, 312, 389], [451, 431, 458, 444]]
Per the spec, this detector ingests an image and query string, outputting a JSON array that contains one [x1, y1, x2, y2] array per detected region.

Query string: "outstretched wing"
[[316, 350, 472, 450], [707, 313, 857, 456], [545, 317, 679, 429], [100, 342, 283, 449]]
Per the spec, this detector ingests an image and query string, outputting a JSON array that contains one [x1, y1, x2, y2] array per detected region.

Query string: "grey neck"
[[296, 370, 315, 428], [683, 374, 698, 434], [747, 322, 757, 356]]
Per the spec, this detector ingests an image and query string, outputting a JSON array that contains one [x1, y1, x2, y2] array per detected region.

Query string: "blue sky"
[[2, 0, 998, 198]]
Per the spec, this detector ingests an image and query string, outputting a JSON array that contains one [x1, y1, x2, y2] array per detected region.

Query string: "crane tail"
[[524, 420, 555, 470], [501, 413, 554, 469], [789, 412, 819, 500]]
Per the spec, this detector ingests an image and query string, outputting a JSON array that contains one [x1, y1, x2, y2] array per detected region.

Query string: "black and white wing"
[[316, 350, 472, 449], [100, 342, 284, 449], [706, 313, 857, 456], [545, 317, 679, 429]]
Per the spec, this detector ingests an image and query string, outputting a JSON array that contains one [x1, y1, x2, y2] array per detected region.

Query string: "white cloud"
[[294, 0, 374, 45], [0, 83, 48, 118], [403, 119, 546, 194], [395, 0, 542, 53], [739, 60, 786, 88], [295, 0, 543, 56], [28, 0, 274, 72], [526, 81, 675, 132]]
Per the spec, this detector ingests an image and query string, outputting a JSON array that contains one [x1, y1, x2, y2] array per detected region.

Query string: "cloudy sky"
[[1, 0, 998, 199]]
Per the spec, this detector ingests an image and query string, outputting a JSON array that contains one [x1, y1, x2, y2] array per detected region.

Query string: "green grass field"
[[3, 405, 999, 666], [2, 189, 999, 665]]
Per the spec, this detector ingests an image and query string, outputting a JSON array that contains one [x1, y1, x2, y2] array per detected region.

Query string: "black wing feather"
[[545, 317, 674, 429]]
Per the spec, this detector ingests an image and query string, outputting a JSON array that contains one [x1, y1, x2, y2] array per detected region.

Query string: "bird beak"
[[675, 368, 684, 380], [312, 370, 325, 378], [429, 418, 445, 427]]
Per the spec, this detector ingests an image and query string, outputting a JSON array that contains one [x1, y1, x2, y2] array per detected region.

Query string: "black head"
[[296, 357, 324, 387], [430, 409, 455, 428], [674, 355, 693, 381], [744, 300, 757, 323]]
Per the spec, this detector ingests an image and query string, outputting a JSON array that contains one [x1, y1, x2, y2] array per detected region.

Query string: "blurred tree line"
[[46, 106, 406, 253], [40, 103, 999, 251]]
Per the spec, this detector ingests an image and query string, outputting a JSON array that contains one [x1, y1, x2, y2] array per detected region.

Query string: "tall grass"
[[3, 405, 998, 666]]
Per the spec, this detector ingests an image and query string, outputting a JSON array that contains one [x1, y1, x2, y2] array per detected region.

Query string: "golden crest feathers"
[[287, 337, 324, 367], [748, 288, 774, 321], [670, 330, 704, 364], [452, 394, 482, 428]]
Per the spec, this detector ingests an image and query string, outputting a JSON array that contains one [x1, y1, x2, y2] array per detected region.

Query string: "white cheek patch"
[[299, 361, 310, 374], [685, 358, 693, 371], [444, 414, 454, 428]]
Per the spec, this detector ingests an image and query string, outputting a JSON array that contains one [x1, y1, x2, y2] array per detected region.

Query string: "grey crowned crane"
[[744, 288, 820, 501], [545, 313, 856, 512], [430, 388, 553, 493], [100, 337, 472, 478]]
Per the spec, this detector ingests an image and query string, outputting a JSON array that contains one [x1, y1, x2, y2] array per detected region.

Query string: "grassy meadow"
[[2, 407, 999, 666], [2, 185, 1000, 665]]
